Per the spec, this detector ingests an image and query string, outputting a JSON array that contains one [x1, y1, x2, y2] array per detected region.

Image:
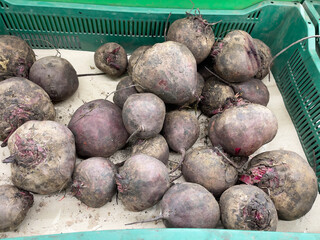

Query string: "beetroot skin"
[[72, 157, 117, 208], [116, 154, 170, 211], [68, 99, 129, 158]]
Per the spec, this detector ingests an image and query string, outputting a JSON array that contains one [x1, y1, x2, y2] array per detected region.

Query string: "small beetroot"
[[72, 157, 116, 208], [122, 93, 166, 141], [116, 154, 170, 211]]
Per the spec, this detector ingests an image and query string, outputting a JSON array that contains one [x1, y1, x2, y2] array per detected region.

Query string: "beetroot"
[[0, 77, 56, 147], [132, 41, 197, 106], [3, 120, 76, 194], [112, 76, 138, 109], [129, 182, 220, 228], [166, 15, 215, 64], [28, 56, 79, 102], [208, 101, 278, 156], [232, 78, 270, 106], [160, 182, 220, 228], [122, 93, 166, 140], [163, 110, 200, 172], [240, 150, 318, 220], [94, 42, 127, 78], [253, 38, 273, 80], [220, 184, 278, 231], [0, 35, 35, 80], [131, 134, 169, 165], [116, 154, 170, 211], [68, 99, 129, 158], [212, 30, 261, 83], [200, 76, 234, 117], [182, 146, 238, 197], [0, 185, 34, 232], [72, 157, 116, 208]]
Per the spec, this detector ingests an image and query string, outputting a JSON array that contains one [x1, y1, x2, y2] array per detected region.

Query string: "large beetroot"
[[220, 184, 278, 231], [208, 100, 278, 156], [212, 30, 261, 83], [166, 15, 215, 64], [68, 99, 129, 158], [132, 41, 197, 106], [240, 150, 318, 220], [128, 182, 220, 228], [182, 146, 238, 197], [116, 154, 170, 211], [3, 120, 76, 194]]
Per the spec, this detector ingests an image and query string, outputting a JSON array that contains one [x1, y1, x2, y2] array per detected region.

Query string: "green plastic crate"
[[0, 1, 320, 239], [303, 0, 320, 54], [25, 0, 302, 10]]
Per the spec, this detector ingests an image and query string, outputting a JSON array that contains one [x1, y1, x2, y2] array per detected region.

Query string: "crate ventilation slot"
[[0, 0, 9, 9], [278, 49, 320, 171], [247, 10, 261, 19], [0, 12, 167, 37], [15, 33, 81, 50], [214, 22, 256, 40]]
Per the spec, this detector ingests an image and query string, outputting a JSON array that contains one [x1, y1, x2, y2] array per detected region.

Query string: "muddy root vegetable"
[[0, 35, 36, 80], [127, 182, 220, 228], [132, 41, 197, 106], [0, 185, 34, 232], [163, 110, 200, 173], [112, 76, 138, 109], [3, 120, 76, 194], [208, 101, 278, 156], [160, 182, 220, 228], [200, 76, 234, 117], [253, 38, 273, 80], [0, 77, 56, 147], [166, 15, 215, 64], [182, 146, 238, 197], [116, 154, 170, 211], [131, 134, 169, 165], [29, 56, 79, 102], [212, 30, 261, 83], [94, 42, 127, 78], [232, 78, 269, 106], [220, 184, 278, 231], [240, 150, 318, 220], [68, 99, 129, 158], [122, 93, 166, 141], [71, 157, 116, 208]]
